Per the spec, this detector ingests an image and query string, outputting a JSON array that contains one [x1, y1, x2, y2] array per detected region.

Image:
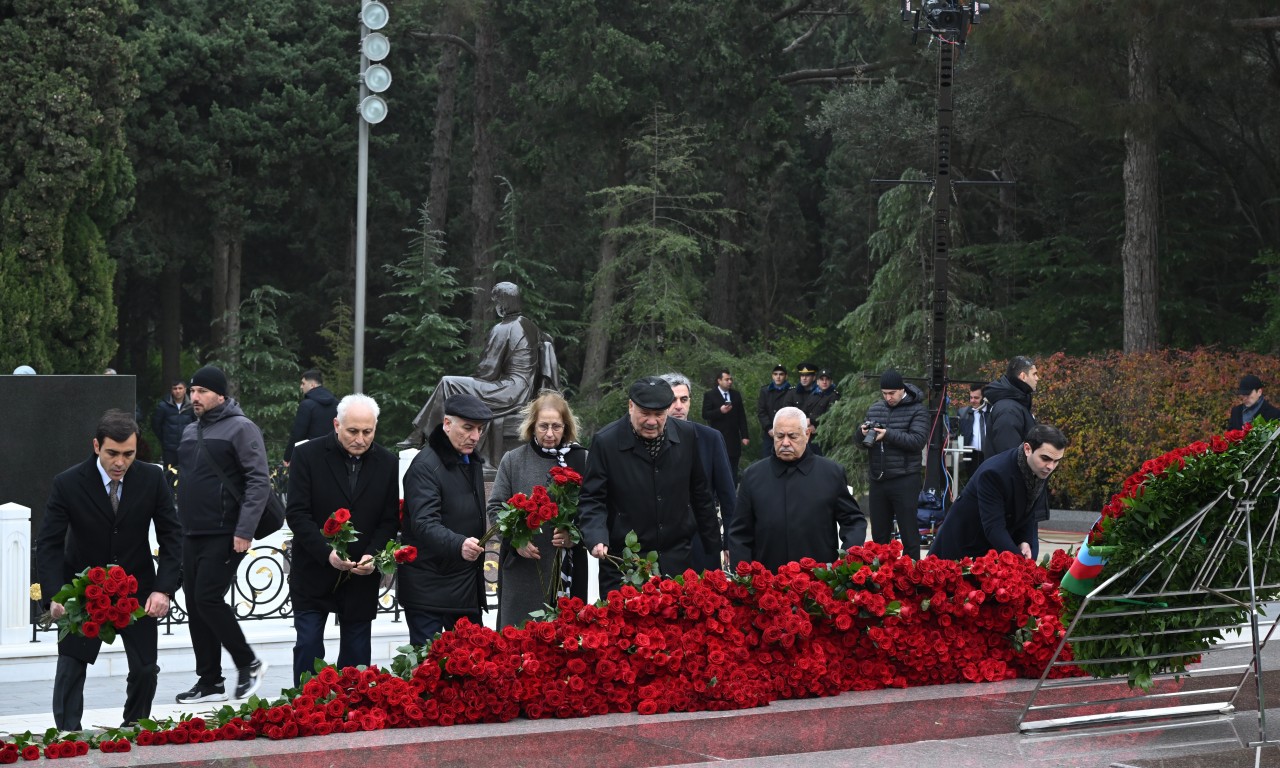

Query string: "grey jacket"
[[176, 399, 271, 538]]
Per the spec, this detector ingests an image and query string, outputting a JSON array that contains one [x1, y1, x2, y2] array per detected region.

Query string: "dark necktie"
[[108, 480, 121, 514], [723, 390, 731, 403]]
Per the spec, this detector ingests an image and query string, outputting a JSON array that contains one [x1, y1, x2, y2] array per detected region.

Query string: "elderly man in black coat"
[[36, 409, 182, 731], [285, 394, 400, 685], [400, 394, 494, 645], [580, 376, 721, 594], [929, 424, 1068, 561], [729, 407, 866, 570]]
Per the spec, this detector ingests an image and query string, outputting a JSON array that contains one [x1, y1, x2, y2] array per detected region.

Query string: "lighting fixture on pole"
[[353, 1, 391, 393]]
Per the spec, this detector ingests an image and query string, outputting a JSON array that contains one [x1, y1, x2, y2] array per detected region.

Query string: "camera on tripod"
[[901, 1, 990, 39]]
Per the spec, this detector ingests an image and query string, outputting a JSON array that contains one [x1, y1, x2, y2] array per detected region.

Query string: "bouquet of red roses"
[[484, 485, 558, 550], [48, 565, 146, 644], [322, 507, 358, 560], [372, 539, 418, 576]]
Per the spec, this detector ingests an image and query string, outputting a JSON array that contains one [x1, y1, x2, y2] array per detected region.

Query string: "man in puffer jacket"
[[858, 369, 929, 558]]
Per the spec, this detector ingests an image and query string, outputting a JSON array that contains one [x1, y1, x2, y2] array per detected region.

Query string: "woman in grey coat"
[[487, 391, 588, 628]]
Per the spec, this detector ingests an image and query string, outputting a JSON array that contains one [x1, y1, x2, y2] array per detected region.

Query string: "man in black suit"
[[701, 369, 749, 482], [36, 409, 182, 731], [579, 376, 721, 594], [285, 394, 400, 685], [956, 382, 988, 482]]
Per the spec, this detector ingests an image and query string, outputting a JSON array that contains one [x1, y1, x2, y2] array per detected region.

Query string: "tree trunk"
[[210, 216, 244, 389], [578, 156, 627, 403], [159, 260, 182, 387], [710, 171, 745, 346], [467, 6, 498, 348], [226, 236, 243, 387], [1121, 13, 1160, 352], [427, 13, 462, 234], [211, 228, 230, 353]]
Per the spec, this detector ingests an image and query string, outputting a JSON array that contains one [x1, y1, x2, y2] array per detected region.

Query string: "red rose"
[[322, 518, 342, 536], [100, 740, 116, 753], [333, 508, 352, 524], [81, 621, 101, 639], [394, 546, 417, 564], [87, 566, 107, 584], [108, 565, 126, 581], [21, 745, 39, 761], [74, 741, 89, 756], [114, 739, 131, 753]]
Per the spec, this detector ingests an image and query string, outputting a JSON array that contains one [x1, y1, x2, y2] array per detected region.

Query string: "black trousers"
[[869, 473, 923, 559], [183, 535, 255, 684], [52, 616, 159, 731], [598, 538, 693, 596]]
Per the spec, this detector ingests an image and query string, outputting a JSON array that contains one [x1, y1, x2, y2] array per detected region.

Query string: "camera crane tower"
[[881, 1, 998, 506]]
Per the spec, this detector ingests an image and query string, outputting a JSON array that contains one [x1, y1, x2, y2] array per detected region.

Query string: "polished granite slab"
[[60, 675, 1280, 768]]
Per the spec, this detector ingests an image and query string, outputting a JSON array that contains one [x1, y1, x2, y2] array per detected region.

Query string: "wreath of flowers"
[[1066, 420, 1280, 688]]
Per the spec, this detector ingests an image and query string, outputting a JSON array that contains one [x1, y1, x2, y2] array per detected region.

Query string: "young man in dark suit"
[[285, 394, 401, 685], [701, 369, 749, 481], [36, 409, 182, 731]]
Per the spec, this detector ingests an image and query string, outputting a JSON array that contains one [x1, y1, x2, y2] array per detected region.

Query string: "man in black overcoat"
[[729, 406, 865, 570], [579, 376, 721, 594], [929, 425, 1068, 561], [285, 394, 400, 685], [36, 409, 182, 731]]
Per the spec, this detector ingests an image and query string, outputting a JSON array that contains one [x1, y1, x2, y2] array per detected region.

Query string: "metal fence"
[[31, 542, 501, 641]]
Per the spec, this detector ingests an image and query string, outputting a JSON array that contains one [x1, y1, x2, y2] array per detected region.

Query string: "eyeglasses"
[[535, 423, 565, 433]]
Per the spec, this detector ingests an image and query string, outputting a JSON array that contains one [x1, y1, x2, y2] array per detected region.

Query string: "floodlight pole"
[[353, 16, 371, 393]]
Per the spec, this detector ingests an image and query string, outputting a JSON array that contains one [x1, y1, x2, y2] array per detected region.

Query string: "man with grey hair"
[[659, 372, 735, 571], [730, 406, 866, 570], [398, 282, 543, 449], [284, 393, 400, 685]]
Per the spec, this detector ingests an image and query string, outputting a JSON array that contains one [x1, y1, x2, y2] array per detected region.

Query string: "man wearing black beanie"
[[858, 369, 929, 558], [174, 365, 270, 704]]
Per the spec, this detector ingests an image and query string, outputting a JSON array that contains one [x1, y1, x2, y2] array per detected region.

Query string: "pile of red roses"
[[18, 542, 1074, 759]]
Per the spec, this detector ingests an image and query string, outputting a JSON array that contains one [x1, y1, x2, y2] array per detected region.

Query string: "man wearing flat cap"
[[1229, 374, 1280, 430], [400, 393, 494, 645], [756, 364, 797, 458], [579, 376, 721, 594]]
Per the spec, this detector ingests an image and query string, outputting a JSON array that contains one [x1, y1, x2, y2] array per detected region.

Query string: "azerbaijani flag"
[[1059, 536, 1117, 596]]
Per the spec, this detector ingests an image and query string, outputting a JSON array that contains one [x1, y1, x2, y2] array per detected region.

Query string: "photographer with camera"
[[858, 370, 929, 558]]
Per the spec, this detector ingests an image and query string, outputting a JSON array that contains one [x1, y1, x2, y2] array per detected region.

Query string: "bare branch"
[[770, 0, 818, 25], [783, 16, 825, 54], [778, 56, 917, 86], [408, 31, 478, 58], [1230, 16, 1280, 30]]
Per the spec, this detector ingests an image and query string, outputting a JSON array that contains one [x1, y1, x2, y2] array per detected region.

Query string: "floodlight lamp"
[[363, 64, 392, 93], [360, 1, 389, 31], [359, 95, 388, 124], [362, 32, 390, 62]]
